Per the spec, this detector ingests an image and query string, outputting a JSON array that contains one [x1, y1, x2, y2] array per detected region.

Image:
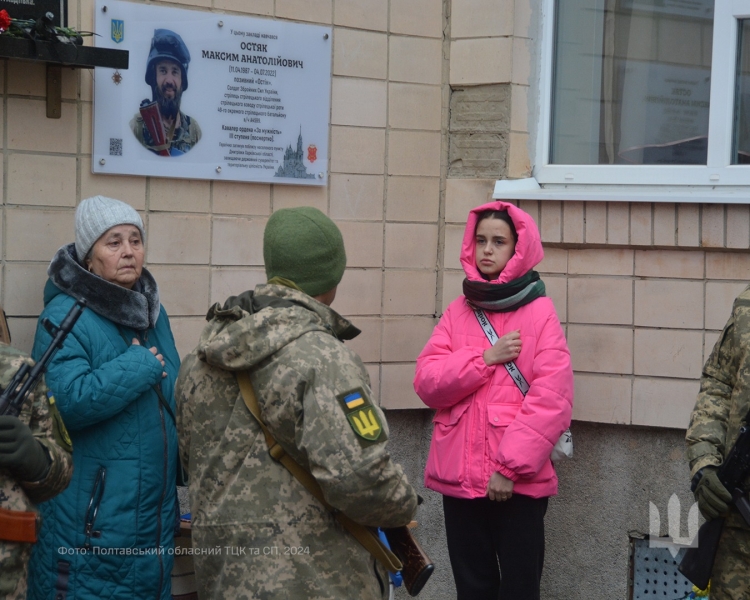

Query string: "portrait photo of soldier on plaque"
[[130, 29, 202, 157], [94, 0, 332, 182]]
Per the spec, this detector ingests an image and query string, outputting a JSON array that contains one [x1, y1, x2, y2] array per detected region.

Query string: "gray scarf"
[[47, 243, 161, 330]]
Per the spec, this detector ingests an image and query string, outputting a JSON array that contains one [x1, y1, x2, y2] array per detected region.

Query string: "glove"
[[0, 415, 50, 482], [694, 467, 732, 520]]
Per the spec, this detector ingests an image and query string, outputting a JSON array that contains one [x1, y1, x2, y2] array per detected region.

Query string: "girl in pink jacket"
[[414, 200, 573, 600]]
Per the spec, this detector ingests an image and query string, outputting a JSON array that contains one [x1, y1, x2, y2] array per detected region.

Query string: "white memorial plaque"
[[93, 0, 331, 185]]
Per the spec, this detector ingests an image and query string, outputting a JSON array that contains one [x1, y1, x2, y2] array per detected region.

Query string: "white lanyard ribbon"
[[472, 308, 530, 396], [472, 308, 573, 461]]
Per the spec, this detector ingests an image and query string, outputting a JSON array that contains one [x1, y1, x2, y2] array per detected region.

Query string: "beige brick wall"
[[448, 182, 750, 429], [0, 0, 448, 413], [449, 0, 531, 179], [3, 0, 744, 428]]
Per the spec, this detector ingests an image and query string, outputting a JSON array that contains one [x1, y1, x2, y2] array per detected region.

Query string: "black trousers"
[[442, 494, 548, 600]]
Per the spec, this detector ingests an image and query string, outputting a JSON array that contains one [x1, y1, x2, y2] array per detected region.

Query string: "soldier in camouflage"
[[130, 29, 201, 156], [686, 286, 750, 600], [176, 207, 418, 600], [0, 343, 73, 600]]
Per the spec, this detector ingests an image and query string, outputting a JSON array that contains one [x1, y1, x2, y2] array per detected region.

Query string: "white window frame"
[[498, 0, 750, 203]]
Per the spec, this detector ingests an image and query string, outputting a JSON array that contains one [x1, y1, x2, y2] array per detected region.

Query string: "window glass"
[[734, 19, 750, 164], [550, 0, 714, 165]]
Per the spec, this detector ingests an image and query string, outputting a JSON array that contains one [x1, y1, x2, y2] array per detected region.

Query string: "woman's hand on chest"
[[483, 329, 521, 366]]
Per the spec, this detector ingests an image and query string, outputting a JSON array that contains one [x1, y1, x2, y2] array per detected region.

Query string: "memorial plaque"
[[92, 0, 332, 185]]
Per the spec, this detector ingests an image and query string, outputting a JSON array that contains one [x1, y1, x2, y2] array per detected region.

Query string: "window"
[[534, 0, 750, 191]]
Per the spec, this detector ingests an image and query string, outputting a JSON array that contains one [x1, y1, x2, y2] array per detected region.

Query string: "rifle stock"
[[0, 506, 40, 543], [677, 517, 724, 590], [383, 525, 434, 597]]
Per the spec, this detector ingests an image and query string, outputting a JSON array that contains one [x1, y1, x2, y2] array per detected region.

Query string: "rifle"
[[0, 300, 86, 417], [678, 417, 750, 589], [139, 99, 172, 156], [382, 525, 434, 596]]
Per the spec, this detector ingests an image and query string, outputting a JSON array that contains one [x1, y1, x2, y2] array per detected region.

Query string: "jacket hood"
[[197, 283, 360, 372], [46, 243, 161, 330], [460, 200, 544, 284]]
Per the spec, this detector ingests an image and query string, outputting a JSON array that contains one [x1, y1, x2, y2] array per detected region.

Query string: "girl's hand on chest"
[[483, 329, 521, 366]]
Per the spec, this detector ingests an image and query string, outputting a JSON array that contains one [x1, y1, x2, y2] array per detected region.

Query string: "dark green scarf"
[[463, 270, 546, 312]]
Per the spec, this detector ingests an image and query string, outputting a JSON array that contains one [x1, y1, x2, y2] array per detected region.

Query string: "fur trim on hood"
[[46, 243, 161, 330], [460, 200, 544, 284]]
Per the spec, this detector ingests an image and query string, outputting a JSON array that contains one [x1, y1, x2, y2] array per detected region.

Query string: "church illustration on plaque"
[[275, 127, 316, 179]]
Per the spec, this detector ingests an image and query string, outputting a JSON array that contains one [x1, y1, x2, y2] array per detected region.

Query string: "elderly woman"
[[26, 196, 180, 600]]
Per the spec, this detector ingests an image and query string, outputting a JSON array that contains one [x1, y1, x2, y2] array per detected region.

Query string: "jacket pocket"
[[79, 460, 139, 549], [432, 398, 471, 427], [83, 467, 105, 549], [486, 403, 521, 468], [426, 400, 472, 485]]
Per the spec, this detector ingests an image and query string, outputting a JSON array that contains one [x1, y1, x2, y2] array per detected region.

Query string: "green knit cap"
[[263, 207, 346, 297]]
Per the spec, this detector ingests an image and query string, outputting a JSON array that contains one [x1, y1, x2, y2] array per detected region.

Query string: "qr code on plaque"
[[109, 138, 123, 156]]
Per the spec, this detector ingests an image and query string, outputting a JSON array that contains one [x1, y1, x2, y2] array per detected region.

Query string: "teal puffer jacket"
[[27, 244, 180, 600]]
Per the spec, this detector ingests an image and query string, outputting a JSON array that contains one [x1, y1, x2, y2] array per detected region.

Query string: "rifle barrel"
[[0, 299, 86, 417]]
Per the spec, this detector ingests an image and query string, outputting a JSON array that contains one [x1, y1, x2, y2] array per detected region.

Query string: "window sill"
[[494, 178, 750, 204]]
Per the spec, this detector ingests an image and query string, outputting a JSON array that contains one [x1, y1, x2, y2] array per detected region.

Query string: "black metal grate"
[[631, 539, 695, 599]]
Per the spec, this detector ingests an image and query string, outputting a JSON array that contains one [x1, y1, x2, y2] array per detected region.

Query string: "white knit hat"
[[75, 196, 145, 262]]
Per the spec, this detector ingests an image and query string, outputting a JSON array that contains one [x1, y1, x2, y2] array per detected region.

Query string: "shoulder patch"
[[336, 387, 387, 445]]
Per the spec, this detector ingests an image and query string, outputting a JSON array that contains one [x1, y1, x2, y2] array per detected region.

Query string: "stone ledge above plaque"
[[0, 36, 128, 69], [0, 35, 128, 118]]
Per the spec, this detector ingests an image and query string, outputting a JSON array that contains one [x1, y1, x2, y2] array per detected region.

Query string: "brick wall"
[[443, 180, 750, 428], [2, 0, 742, 427], [0, 0, 448, 423]]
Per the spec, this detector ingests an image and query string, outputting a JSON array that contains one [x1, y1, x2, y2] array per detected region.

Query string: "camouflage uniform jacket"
[[0, 344, 73, 600], [130, 110, 201, 156], [687, 285, 750, 507], [176, 284, 418, 600]]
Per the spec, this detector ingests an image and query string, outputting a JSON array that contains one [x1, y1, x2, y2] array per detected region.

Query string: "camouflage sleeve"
[[130, 114, 145, 144], [175, 352, 196, 473], [192, 118, 202, 143], [291, 343, 418, 528], [0, 344, 72, 503], [19, 378, 73, 504], [685, 306, 739, 476]]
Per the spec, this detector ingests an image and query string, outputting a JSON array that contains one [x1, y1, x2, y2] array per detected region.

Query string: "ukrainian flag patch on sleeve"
[[336, 387, 387, 445], [343, 392, 366, 409]]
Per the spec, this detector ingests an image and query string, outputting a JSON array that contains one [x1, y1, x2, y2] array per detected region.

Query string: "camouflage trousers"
[[0, 541, 30, 600], [710, 510, 750, 600]]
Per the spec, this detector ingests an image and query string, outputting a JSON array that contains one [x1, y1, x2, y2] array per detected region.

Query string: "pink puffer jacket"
[[414, 201, 573, 499]]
